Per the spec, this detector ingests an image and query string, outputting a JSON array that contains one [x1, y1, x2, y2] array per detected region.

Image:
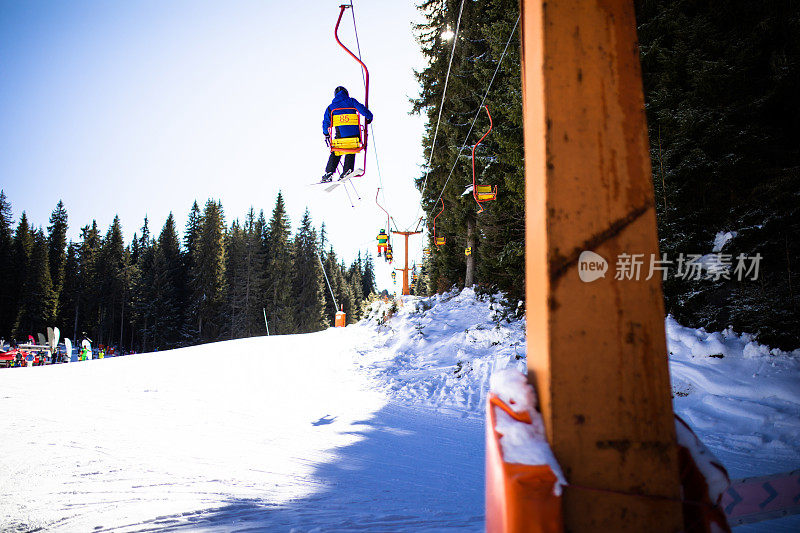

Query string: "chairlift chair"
[[433, 198, 446, 246], [472, 106, 497, 212], [329, 108, 365, 156], [332, 4, 370, 175]]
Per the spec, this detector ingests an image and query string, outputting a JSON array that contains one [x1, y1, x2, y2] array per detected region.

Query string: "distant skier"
[[376, 229, 388, 257], [320, 86, 373, 183], [80, 338, 92, 361]]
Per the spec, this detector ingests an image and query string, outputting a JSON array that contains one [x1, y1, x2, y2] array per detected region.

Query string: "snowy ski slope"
[[1, 288, 798, 531], [0, 323, 485, 531]]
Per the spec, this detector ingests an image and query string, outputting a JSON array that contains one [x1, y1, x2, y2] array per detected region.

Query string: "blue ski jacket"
[[323, 90, 373, 138]]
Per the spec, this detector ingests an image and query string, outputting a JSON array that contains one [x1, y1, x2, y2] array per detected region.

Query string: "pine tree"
[[361, 251, 376, 298], [149, 213, 185, 347], [225, 219, 247, 338], [292, 209, 327, 332], [10, 213, 34, 340], [77, 221, 102, 343], [263, 193, 295, 334], [132, 219, 155, 352], [59, 243, 81, 342], [240, 208, 267, 336], [14, 229, 56, 339], [181, 202, 202, 342], [191, 200, 227, 342], [0, 191, 15, 339], [47, 201, 68, 317], [95, 216, 128, 346], [347, 253, 365, 321]]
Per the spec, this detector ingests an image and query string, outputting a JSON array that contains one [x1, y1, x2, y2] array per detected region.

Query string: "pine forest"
[[0, 192, 376, 352], [413, 0, 798, 349], [1, 0, 797, 350]]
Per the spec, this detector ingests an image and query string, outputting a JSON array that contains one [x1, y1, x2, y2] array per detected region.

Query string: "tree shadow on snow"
[[117, 404, 486, 532]]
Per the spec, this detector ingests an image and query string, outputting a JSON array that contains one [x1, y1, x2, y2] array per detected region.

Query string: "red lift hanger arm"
[[472, 106, 497, 213], [334, 4, 370, 174], [433, 198, 446, 246]]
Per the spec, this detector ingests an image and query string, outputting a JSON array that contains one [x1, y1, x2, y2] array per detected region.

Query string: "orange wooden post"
[[393, 230, 422, 296], [334, 307, 346, 328], [520, 0, 683, 530]]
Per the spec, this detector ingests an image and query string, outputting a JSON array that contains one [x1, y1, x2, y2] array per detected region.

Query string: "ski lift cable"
[[350, 0, 390, 223], [430, 15, 520, 213], [416, 0, 466, 207], [416, 14, 519, 256], [317, 250, 339, 311]]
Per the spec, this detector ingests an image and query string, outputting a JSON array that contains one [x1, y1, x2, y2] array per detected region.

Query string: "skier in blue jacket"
[[321, 86, 373, 182]]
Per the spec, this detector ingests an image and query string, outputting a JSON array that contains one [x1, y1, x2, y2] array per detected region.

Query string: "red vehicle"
[[0, 349, 49, 367], [0, 348, 27, 368]]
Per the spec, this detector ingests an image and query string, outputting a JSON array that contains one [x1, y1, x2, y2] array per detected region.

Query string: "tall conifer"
[[14, 229, 56, 338], [191, 200, 226, 342], [292, 209, 327, 332], [0, 192, 15, 338], [263, 193, 295, 334], [47, 201, 68, 314]]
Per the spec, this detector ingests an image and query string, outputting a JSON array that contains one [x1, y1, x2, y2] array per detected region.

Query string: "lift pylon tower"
[[393, 219, 423, 296]]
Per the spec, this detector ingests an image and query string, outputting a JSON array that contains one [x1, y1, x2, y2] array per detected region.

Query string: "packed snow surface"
[[1, 287, 798, 531]]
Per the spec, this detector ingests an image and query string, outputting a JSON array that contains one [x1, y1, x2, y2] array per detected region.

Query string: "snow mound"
[[666, 316, 800, 473], [712, 230, 738, 252], [356, 287, 526, 417], [358, 288, 800, 481]]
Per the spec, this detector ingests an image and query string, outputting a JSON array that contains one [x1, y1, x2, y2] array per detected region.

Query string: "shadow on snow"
[[105, 404, 486, 532]]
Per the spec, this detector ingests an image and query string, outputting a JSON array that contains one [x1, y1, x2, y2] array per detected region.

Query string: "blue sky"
[[1, 0, 428, 290]]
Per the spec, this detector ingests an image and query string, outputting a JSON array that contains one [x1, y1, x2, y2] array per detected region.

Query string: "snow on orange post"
[[486, 392, 563, 533]]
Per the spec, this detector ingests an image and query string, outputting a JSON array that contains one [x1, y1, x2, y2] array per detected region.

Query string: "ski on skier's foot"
[[308, 179, 338, 191], [309, 169, 362, 192], [340, 168, 364, 180]]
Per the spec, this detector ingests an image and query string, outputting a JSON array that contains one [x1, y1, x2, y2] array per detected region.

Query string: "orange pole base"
[[486, 393, 563, 533]]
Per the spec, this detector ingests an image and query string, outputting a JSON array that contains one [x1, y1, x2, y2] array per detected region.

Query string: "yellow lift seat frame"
[[475, 184, 497, 202], [328, 108, 364, 156]]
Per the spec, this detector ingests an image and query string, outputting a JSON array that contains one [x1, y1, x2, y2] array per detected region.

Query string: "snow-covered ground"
[[1, 288, 798, 531]]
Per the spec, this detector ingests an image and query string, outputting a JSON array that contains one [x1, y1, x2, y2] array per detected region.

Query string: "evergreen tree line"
[[413, 0, 524, 301], [413, 0, 798, 348], [636, 0, 799, 349], [0, 191, 376, 351]]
